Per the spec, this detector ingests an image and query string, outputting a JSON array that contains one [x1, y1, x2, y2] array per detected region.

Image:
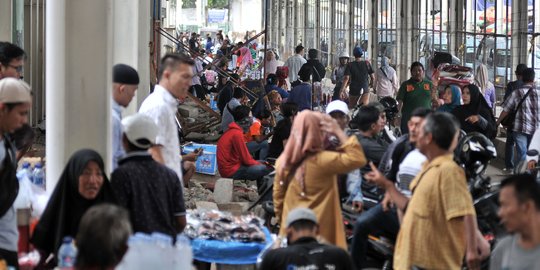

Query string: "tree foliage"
[[208, 0, 228, 9], [182, 0, 196, 8]]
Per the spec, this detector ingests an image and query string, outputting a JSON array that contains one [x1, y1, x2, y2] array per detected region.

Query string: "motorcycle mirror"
[[527, 149, 539, 156]]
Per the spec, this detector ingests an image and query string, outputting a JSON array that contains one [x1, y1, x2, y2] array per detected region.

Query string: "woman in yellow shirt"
[[273, 110, 366, 249]]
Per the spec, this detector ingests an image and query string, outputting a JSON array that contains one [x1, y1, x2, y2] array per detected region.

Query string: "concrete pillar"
[[0, 0, 13, 41], [46, 0, 113, 191], [329, 0, 335, 65], [112, 0, 151, 115], [511, 0, 528, 74], [396, 0, 419, 82], [448, 0, 464, 57], [368, 0, 379, 68]]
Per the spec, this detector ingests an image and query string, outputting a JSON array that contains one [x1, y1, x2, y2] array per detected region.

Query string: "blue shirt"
[[288, 83, 312, 111], [205, 41, 214, 51], [112, 100, 124, 170], [265, 84, 289, 99]]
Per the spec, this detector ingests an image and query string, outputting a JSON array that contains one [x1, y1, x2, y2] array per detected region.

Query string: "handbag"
[[501, 88, 533, 127]]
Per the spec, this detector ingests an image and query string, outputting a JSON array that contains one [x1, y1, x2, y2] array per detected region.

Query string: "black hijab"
[[451, 84, 497, 139], [31, 149, 116, 255]]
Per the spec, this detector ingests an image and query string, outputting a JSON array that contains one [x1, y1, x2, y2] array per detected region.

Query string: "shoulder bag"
[[501, 88, 533, 127]]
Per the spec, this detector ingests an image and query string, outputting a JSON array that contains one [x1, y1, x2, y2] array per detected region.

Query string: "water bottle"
[[57, 236, 77, 268], [32, 162, 45, 190], [16, 162, 33, 182]]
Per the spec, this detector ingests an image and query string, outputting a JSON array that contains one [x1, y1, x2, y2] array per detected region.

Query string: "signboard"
[[208, 9, 228, 24]]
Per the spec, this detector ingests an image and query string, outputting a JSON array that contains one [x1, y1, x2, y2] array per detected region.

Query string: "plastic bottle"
[[57, 236, 77, 268], [32, 162, 45, 190], [16, 162, 33, 182]]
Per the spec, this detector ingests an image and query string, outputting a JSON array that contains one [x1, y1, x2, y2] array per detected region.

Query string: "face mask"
[[237, 117, 253, 132]]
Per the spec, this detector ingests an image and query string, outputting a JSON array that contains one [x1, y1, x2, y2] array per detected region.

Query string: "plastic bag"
[[13, 173, 34, 209]]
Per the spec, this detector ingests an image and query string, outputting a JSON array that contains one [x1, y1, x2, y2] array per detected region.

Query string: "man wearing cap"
[[112, 64, 140, 170], [0, 78, 32, 268], [111, 113, 186, 237], [326, 100, 350, 130], [0, 42, 25, 80], [284, 45, 307, 83], [259, 207, 354, 270]]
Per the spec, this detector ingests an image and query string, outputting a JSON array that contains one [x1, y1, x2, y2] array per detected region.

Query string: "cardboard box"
[[183, 143, 218, 175]]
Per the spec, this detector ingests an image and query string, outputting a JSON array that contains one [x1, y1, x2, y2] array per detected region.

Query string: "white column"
[[112, 0, 151, 115], [136, 0, 152, 108], [46, 0, 113, 191], [0, 0, 13, 41]]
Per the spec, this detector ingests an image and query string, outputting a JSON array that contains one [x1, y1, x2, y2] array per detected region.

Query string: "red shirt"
[[217, 122, 261, 177]]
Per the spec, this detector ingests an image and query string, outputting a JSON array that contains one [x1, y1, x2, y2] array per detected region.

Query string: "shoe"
[[502, 168, 514, 174]]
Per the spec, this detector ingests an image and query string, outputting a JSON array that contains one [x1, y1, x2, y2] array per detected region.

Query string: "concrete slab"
[[217, 202, 250, 216], [195, 201, 219, 211], [214, 178, 234, 203]]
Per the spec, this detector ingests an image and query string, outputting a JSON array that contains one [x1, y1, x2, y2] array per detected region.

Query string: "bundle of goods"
[[185, 210, 267, 243], [434, 63, 474, 88]]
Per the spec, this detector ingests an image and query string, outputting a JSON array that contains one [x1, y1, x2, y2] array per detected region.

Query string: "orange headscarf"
[[277, 111, 328, 195]]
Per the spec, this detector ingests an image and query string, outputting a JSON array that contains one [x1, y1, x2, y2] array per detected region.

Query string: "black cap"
[[113, 64, 139, 85]]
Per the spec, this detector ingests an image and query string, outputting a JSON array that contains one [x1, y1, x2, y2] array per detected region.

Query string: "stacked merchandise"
[[185, 210, 267, 243]]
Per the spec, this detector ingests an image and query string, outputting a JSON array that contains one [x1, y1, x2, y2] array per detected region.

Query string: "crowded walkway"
[[1, 0, 540, 269]]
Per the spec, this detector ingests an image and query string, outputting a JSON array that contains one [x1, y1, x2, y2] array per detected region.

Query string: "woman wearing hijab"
[[374, 56, 399, 98], [273, 111, 366, 249], [237, 47, 254, 75], [31, 149, 116, 267], [264, 50, 279, 78], [475, 64, 496, 109], [437, 84, 462, 112], [451, 84, 497, 139]]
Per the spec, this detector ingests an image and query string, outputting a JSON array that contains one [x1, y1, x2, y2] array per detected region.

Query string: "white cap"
[[121, 114, 158, 149], [0, 78, 32, 103], [325, 100, 349, 115]]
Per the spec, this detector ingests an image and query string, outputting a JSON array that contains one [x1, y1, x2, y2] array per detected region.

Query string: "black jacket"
[[260, 237, 354, 270]]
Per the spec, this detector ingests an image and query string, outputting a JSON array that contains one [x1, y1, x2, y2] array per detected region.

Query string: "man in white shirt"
[[139, 54, 195, 181], [284, 45, 306, 83]]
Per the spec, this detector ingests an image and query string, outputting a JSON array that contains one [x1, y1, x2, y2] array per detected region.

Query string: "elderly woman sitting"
[[31, 149, 116, 267]]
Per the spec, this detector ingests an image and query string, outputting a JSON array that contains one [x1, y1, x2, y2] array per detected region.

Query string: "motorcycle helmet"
[[379, 97, 399, 121], [454, 132, 497, 178], [339, 52, 350, 59], [353, 47, 364, 58]]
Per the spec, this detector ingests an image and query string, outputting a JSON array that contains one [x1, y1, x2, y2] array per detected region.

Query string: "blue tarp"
[[192, 227, 272, 265]]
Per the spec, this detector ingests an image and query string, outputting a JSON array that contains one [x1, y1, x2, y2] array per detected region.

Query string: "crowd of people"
[[1, 32, 540, 270], [211, 39, 540, 270]]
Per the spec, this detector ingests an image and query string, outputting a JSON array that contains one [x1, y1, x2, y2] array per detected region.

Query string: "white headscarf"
[[475, 64, 490, 94], [380, 57, 395, 80]]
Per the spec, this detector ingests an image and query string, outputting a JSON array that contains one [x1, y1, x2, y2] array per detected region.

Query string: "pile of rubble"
[[185, 178, 261, 216], [178, 98, 221, 143]]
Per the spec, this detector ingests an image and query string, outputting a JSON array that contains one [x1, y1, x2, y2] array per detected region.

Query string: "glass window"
[[463, 0, 511, 102], [378, 0, 398, 67]]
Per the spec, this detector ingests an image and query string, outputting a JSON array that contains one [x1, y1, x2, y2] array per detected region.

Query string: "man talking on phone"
[[181, 147, 203, 188]]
